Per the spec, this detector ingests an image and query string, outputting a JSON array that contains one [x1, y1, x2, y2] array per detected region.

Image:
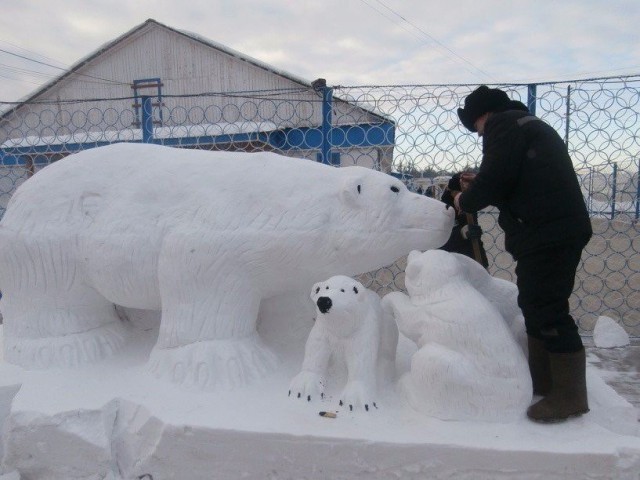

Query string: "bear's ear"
[[340, 176, 364, 207], [407, 250, 422, 264]]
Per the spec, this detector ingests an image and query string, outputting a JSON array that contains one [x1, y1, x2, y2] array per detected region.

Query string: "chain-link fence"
[[1, 76, 639, 335]]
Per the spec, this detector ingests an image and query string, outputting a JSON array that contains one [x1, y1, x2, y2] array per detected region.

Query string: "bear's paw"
[[339, 380, 378, 412], [148, 334, 279, 391], [288, 371, 326, 402]]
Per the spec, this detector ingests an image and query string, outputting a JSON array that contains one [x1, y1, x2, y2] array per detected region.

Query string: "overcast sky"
[[0, 0, 638, 103]]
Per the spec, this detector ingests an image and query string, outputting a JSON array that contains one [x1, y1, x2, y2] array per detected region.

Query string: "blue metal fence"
[[1, 75, 639, 335]]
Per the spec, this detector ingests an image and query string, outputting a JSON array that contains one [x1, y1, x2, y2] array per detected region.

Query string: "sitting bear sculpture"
[[289, 276, 397, 411], [382, 250, 532, 422], [409, 251, 527, 353], [0, 143, 453, 390]]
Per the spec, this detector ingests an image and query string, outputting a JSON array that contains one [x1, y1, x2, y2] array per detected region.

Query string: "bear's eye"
[[325, 286, 329, 290], [353, 286, 359, 294], [315, 287, 320, 294], [390, 186, 400, 193], [340, 289, 345, 292], [357, 184, 361, 194]]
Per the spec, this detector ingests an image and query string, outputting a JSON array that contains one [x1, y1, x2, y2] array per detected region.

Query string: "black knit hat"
[[457, 86, 514, 132]]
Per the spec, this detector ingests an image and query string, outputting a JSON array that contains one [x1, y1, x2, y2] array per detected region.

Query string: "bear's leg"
[[0, 236, 127, 368], [401, 344, 483, 419], [377, 309, 399, 387], [149, 243, 278, 390]]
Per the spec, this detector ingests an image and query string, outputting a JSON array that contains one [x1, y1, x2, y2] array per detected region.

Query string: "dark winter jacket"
[[458, 110, 592, 259]]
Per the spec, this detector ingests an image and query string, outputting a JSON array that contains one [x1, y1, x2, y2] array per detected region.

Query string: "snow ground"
[[0, 320, 638, 480]]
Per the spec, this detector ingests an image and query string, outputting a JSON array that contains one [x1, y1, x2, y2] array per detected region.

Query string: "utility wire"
[[0, 39, 68, 68], [0, 48, 129, 86], [358, 0, 495, 82]]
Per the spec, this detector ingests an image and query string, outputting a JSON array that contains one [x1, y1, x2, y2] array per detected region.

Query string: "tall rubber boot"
[[527, 348, 589, 423], [527, 335, 551, 396]]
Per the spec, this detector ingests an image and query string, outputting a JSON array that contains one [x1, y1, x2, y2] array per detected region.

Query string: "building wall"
[[0, 23, 383, 146]]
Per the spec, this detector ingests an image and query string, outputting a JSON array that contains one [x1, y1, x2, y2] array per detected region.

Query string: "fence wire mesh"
[[1, 76, 639, 335]]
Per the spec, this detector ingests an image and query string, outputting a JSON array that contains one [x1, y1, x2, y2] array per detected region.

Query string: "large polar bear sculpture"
[[289, 275, 397, 411], [0, 143, 453, 390], [382, 250, 532, 422]]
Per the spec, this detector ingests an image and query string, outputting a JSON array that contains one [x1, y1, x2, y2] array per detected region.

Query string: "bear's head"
[[405, 250, 464, 299], [310, 275, 372, 337], [326, 167, 454, 275]]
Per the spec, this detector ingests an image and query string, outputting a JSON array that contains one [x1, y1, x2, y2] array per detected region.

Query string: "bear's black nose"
[[317, 296, 332, 314]]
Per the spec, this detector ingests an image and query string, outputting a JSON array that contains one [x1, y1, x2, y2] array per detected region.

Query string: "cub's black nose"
[[317, 296, 332, 314]]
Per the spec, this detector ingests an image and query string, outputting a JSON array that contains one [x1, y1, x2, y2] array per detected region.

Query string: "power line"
[[0, 39, 67, 69], [0, 48, 129, 86], [357, 0, 495, 82]]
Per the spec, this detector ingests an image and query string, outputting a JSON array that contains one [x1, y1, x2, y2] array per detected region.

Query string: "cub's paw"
[[289, 371, 326, 402], [339, 380, 378, 412]]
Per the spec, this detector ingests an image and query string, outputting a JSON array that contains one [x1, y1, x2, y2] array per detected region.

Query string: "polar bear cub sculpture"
[[289, 276, 398, 411], [382, 250, 532, 422]]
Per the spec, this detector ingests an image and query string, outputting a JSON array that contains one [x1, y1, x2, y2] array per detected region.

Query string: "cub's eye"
[[340, 289, 345, 292], [315, 287, 320, 294], [353, 286, 359, 294], [326, 286, 329, 290], [391, 186, 400, 193]]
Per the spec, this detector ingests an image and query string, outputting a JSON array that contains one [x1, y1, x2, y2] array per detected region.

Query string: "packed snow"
[[594, 315, 631, 348]]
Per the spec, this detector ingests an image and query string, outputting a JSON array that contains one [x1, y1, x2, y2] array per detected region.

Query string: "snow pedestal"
[[1, 324, 639, 480]]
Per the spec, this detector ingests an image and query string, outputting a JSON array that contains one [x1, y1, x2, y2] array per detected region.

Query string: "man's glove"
[[461, 223, 483, 240], [441, 188, 460, 208]]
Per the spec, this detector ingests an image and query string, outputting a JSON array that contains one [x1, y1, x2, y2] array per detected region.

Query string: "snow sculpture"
[[382, 250, 532, 422], [437, 252, 527, 353], [0, 143, 453, 390], [289, 275, 398, 410]]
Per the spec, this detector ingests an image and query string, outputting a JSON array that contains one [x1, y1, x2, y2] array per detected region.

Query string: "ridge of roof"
[[3, 18, 313, 112]]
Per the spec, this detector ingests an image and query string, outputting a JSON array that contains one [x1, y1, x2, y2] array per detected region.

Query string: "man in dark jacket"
[[452, 85, 592, 423]]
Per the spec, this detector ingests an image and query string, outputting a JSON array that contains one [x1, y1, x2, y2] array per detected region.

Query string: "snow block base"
[[1, 326, 639, 479]]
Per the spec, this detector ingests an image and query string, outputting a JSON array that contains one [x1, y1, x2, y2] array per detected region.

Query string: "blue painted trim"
[[274, 122, 395, 150], [0, 122, 395, 158]]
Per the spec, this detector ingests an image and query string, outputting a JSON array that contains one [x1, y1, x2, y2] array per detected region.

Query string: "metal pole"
[[321, 85, 334, 164], [565, 86, 571, 145], [313, 78, 333, 165], [527, 84, 537, 116], [611, 162, 618, 220], [141, 96, 154, 143], [635, 159, 640, 221], [589, 166, 594, 215]]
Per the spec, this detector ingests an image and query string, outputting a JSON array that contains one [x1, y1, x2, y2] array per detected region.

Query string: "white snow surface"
[[594, 315, 631, 348], [0, 318, 639, 479]]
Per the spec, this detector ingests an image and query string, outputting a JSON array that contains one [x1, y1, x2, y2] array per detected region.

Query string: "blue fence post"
[[636, 159, 640, 220], [611, 162, 618, 220], [312, 78, 333, 164], [527, 84, 537, 116], [141, 96, 154, 143]]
